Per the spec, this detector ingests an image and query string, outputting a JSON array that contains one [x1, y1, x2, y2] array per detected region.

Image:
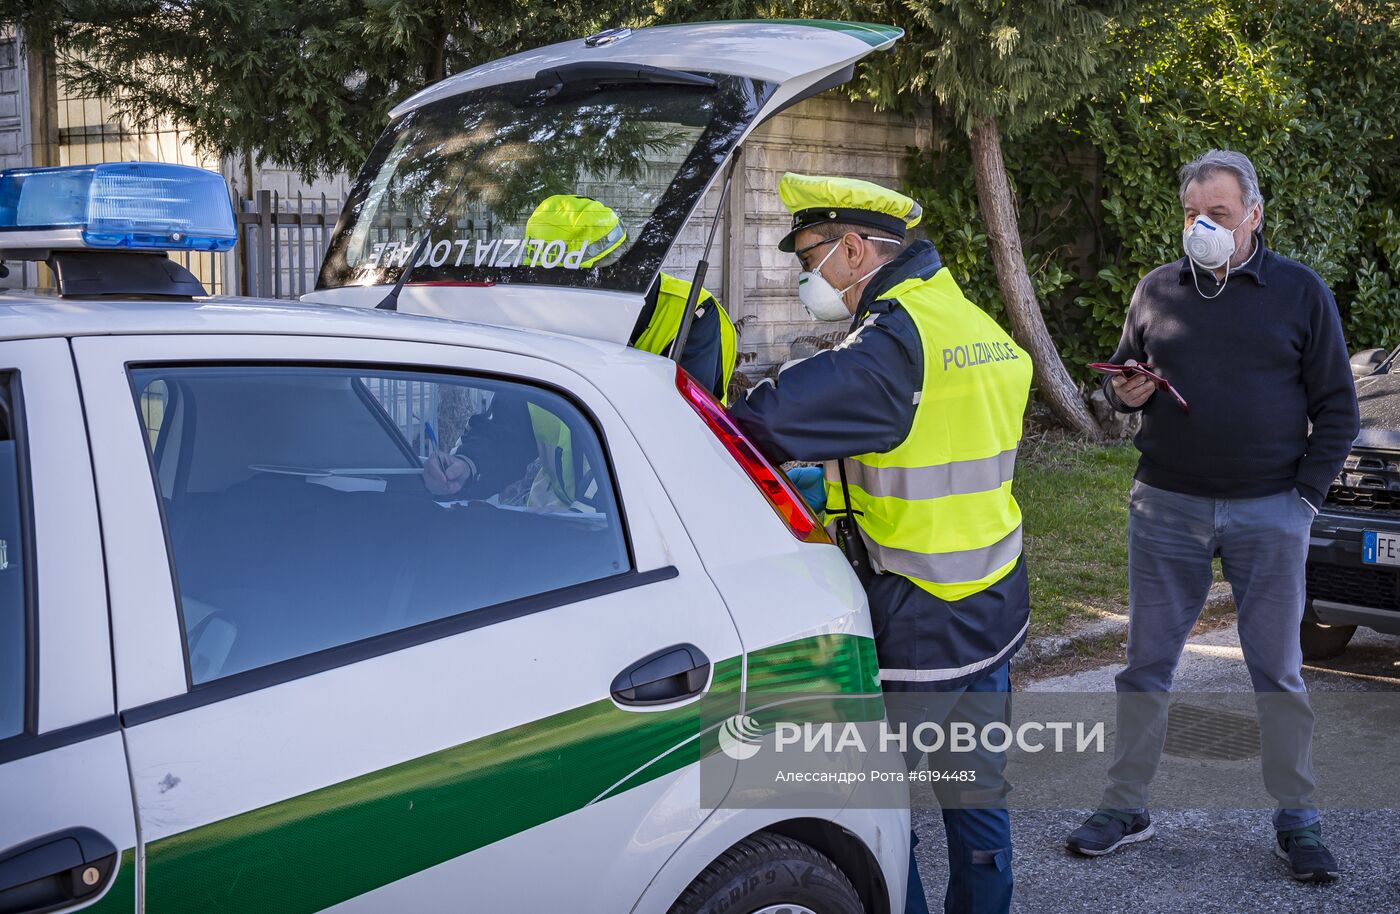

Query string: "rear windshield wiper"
[[527, 62, 716, 103]]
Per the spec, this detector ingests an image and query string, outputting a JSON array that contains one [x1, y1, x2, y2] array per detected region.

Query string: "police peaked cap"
[[777, 172, 924, 252]]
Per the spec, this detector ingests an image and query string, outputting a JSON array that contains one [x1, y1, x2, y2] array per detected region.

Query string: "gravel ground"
[[910, 625, 1400, 913]]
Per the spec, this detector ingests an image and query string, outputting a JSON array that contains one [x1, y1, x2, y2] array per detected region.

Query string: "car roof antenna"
[[670, 145, 742, 369]]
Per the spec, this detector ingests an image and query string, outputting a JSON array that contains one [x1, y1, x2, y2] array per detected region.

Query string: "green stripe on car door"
[[84, 848, 135, 913], [142, 657, 741, 913], [746, 633, 882, 695], [140, 635, 877, 912], [745, 633, 886, 730]]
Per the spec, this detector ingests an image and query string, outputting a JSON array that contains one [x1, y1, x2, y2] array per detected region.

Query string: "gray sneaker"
[[1066, 808, 1155, 857]]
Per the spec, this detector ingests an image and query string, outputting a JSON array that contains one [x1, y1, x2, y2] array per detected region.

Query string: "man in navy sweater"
[[1065, 149, 1358, 883]]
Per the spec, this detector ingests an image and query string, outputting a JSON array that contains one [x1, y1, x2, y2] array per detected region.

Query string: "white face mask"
[[1181, 212, 1255, 300], [797, 237, 900, 321]]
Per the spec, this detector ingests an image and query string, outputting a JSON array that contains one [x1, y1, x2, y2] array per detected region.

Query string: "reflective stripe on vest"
[[879, 615, 1030, 684], [842, 446, 1017, 500], [826, 268, 1033, 602], [633, 273, 738, 403], [869, 524, 1022, 589]]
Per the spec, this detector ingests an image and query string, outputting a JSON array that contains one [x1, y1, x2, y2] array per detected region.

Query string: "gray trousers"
[[1103, 480, 1320, 831]]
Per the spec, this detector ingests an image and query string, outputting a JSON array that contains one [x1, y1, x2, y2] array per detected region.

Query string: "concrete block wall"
[[0, 29, 33, 289], [0, 31, 23, 171], [226, 163, 354, 211], [665, 91, 931, 375]]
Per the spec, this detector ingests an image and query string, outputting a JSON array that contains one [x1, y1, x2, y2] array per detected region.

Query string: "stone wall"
[[0, 30, 24, 172], [664, 91, 932, 375], [0, 29, 32, 289], [225, 161, 353, 212]]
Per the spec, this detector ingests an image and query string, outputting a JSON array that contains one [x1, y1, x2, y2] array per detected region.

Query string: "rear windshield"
[[318, 73, 772, 294]]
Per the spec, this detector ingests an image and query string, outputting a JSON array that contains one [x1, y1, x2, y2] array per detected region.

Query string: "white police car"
[[0, 20, 911, 914]]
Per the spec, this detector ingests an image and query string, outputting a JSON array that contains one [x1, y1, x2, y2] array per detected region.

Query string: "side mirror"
[[1350, 348, 1387, 378]]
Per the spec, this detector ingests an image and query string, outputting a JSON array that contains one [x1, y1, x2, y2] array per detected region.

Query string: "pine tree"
[[3, 0, 615, 179], [852, 0, 1138, 438]]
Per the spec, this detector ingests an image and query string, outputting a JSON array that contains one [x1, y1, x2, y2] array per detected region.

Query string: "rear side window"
[[0, 376, 27, 739], [130, 365, 629, 685]]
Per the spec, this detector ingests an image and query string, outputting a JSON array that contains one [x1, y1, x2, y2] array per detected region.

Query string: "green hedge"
[[906, 0, 1400, 375]]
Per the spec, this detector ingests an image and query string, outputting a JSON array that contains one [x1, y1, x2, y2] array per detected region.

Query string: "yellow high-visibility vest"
[[527, 403, 576, 506], [633, 273, 738, 404], [826, 268, 1033, 601]]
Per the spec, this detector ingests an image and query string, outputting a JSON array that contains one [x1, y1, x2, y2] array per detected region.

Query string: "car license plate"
[[1362, 530, 1400, 566]]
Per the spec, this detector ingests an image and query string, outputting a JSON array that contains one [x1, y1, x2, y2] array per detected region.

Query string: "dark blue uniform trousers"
[[899, 661, 1013, 914]]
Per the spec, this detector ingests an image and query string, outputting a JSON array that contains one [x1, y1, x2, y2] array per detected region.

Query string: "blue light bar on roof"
[[0, 162, 236, 253]]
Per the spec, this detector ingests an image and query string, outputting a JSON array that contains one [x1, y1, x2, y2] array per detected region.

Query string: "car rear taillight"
[[675, 366, 832, 544]]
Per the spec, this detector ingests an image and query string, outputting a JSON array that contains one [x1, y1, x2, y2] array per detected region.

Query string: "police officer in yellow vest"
[[525, 194, 738, 402], [730, 173, 1034, 914]]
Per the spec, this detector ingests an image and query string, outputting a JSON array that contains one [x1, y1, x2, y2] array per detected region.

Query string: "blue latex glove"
[[786, 466, 827, 515]]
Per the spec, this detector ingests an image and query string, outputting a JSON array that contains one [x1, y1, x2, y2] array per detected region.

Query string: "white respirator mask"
[[797, 236, 901, 321], [1181, 213, 1254, 300]]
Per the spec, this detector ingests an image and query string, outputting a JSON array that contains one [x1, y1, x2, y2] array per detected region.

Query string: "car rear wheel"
[[1300, 620, 1357, 660], [668, 832, 864, 914]]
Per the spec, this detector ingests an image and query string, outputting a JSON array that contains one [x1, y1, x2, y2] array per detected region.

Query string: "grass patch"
[[1016, 435, 1138, 636]]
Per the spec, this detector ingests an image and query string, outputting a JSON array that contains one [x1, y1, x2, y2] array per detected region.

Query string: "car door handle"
[[0, 827, 118, 913], [611, 643, 711, 706]]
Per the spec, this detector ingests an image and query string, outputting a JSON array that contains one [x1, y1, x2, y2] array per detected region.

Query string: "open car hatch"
[[304, 20, 902, 344]]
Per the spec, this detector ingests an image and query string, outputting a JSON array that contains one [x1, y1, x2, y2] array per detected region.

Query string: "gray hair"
[[1178, 149, 1264, 213], [803, 221, 909, 260]]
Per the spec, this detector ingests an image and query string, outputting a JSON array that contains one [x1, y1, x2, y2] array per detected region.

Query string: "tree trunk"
[[968, 116, 1102, 440], [431, 23, 449, 83]]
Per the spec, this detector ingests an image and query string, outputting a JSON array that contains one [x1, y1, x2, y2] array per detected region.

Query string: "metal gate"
[[237, 189, 341, 299]]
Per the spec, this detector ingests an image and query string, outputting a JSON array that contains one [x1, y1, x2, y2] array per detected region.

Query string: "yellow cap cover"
[[776, 172, 922, 252], [524, 194, 627, 267]]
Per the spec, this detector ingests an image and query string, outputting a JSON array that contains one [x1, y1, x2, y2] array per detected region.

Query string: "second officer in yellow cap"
[[730, 172, 1034, 914], [524, 194, 737, 402]]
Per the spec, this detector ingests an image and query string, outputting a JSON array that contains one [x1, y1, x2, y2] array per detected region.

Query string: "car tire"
[[1300, 620, 1357, 660], [667, 831, 864, 914]]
